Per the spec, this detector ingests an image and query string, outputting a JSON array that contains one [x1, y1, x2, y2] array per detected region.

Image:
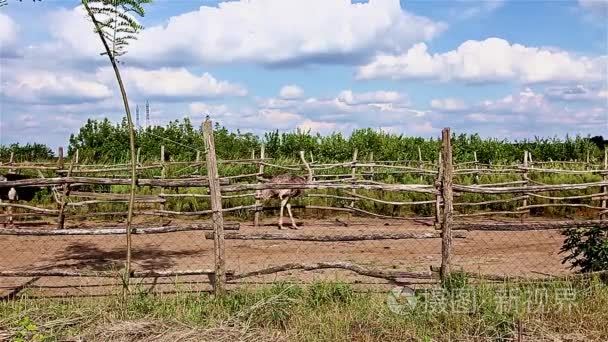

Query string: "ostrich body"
[[258, 151, 313, 230]]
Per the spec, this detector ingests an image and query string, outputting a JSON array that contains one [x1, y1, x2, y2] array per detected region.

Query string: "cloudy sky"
[[0, 0, 607, 147]]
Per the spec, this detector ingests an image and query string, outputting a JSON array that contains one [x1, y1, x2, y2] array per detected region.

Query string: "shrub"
[[560, 226, 608, 273]]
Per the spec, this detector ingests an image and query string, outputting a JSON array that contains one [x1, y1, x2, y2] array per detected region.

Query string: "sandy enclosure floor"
[[0, 217, 570, 297]]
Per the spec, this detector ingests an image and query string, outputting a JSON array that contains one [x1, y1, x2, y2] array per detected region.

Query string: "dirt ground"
[[0, 216, 571, 298]]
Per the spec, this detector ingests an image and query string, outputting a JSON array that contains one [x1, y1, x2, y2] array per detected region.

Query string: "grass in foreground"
[[1, 276, 607, 341]]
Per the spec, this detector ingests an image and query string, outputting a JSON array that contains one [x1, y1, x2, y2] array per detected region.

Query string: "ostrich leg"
[[285, 202, 299, 229], [279, 197, 289, 229]]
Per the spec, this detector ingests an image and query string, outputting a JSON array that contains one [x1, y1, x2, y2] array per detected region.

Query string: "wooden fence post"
[[440, 128, 454, 282], [521, 151, 529, 223], [601, 149, 607, 220], [349, 149, 358, 218], [136, 148, 141, 166], [160, 146, 166, 221], [434, 151, 443, 230], [369, 151, 374, 180], [254, 144, 265, 227], [418, 146, 423, 181], [203, 117, 226, 294], [57, 147, 64, 170], [473, 151, 479, 184], [57, 158, 76, 230], [8, 152, 14, 173]]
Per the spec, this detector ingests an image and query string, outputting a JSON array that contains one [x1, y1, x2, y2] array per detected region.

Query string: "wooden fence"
[[1, 120, 607, 297]]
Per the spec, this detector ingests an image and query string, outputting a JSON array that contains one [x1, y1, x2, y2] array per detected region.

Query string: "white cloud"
[[189, 102, 230, 116], [337, 90, 404, 105], [451, 87, 607, 131], [279, 85, 304, 99], [357, 37, 607, 84], [430, 98, 468, 111], [1, 70, 112, 104], [545, 85, 608, 102], [123, 0, 445, 66], [452, 0, 505, 20], [578, 0, 608, 14], [0, 12, 19, 57], [297, 119, 339, 134], [96, 67, 247, 100]]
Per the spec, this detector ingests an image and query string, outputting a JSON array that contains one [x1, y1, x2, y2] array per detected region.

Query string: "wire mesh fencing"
[[1, 123, 606, 299]]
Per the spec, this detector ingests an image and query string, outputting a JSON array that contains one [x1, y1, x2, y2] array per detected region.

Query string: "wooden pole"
[[57, 147, 64, 170], [57, 159, 76, 229], [160, 146, 166, 222], [254, 145, 265, 227], [440, 128, 454, 282], [473, 151, 479, 184], [521, 151, 529, 223], [136, 147, 141, 166], [8, 152, 14, 173], [349, 149, 358, 219], [434, 151, 443, 230], [601, 149, 607, 220], [309, 151, 315, 164], [418, 146, 423, 181], [203, 117, 226, 295], [369, 151, 374, 180]]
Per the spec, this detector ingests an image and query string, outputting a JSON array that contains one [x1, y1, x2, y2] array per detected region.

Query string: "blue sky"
[[0, 0, 606, 147]]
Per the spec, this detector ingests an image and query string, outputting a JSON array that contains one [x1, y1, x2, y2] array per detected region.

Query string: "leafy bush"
[[560, 226, 608, 273]]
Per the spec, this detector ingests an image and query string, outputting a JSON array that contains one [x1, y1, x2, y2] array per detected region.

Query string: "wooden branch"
[[526, 192, 607, 201], [454, 181, 608, 194], [350, 192, 436, 205], [455, 220, 608, 231], [155, 204, 257, 216], [0, 202, 58, 214], [0, 223, 240, 236], [70, 191, 159, 201], [476, 180, 528, 187], [519, 166, 607, 174], [454, 211, 525, 217], [346, 205, 434, 221], [221, 182, 437, 194], [517, 203, 606, 210], [454, 196, 528, 207], [229, 261, 435, 281], [307, 194, 358, 201], [440, 127, 454, 281], [0, 269, 231, 278], [208, 231, 468, 241], [66, 198, 165, 206], [220, 172, 262, 181], [0, 176, 228, 188]]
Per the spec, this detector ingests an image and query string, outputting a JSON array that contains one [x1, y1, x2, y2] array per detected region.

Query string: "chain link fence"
[[1, 124, 606, 298]]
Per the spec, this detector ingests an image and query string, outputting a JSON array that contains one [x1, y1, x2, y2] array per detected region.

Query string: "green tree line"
[[1, 117, 606, 164]]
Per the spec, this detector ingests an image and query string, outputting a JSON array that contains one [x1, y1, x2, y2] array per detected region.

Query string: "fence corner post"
[[254, 144, 265, 227], [203, 117, 226, 294], [601, 149, 607, 220], [440, 128, 454, 282]]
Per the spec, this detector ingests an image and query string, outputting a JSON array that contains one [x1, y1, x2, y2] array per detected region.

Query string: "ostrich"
[[258, 151, 313, 230], [1, 173, 42, 226]]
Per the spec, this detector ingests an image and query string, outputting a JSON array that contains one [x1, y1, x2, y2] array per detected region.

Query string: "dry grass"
[[1, 277, 607, 341]]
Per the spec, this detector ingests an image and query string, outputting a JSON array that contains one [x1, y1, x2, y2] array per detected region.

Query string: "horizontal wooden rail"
[[0, 176, 228, 188], [229, 261, 435, 281], [0, 223, 240, 235], [221, 182, 437, 194], [455, 220, 608, 231], [454, 181, 608, 194]]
